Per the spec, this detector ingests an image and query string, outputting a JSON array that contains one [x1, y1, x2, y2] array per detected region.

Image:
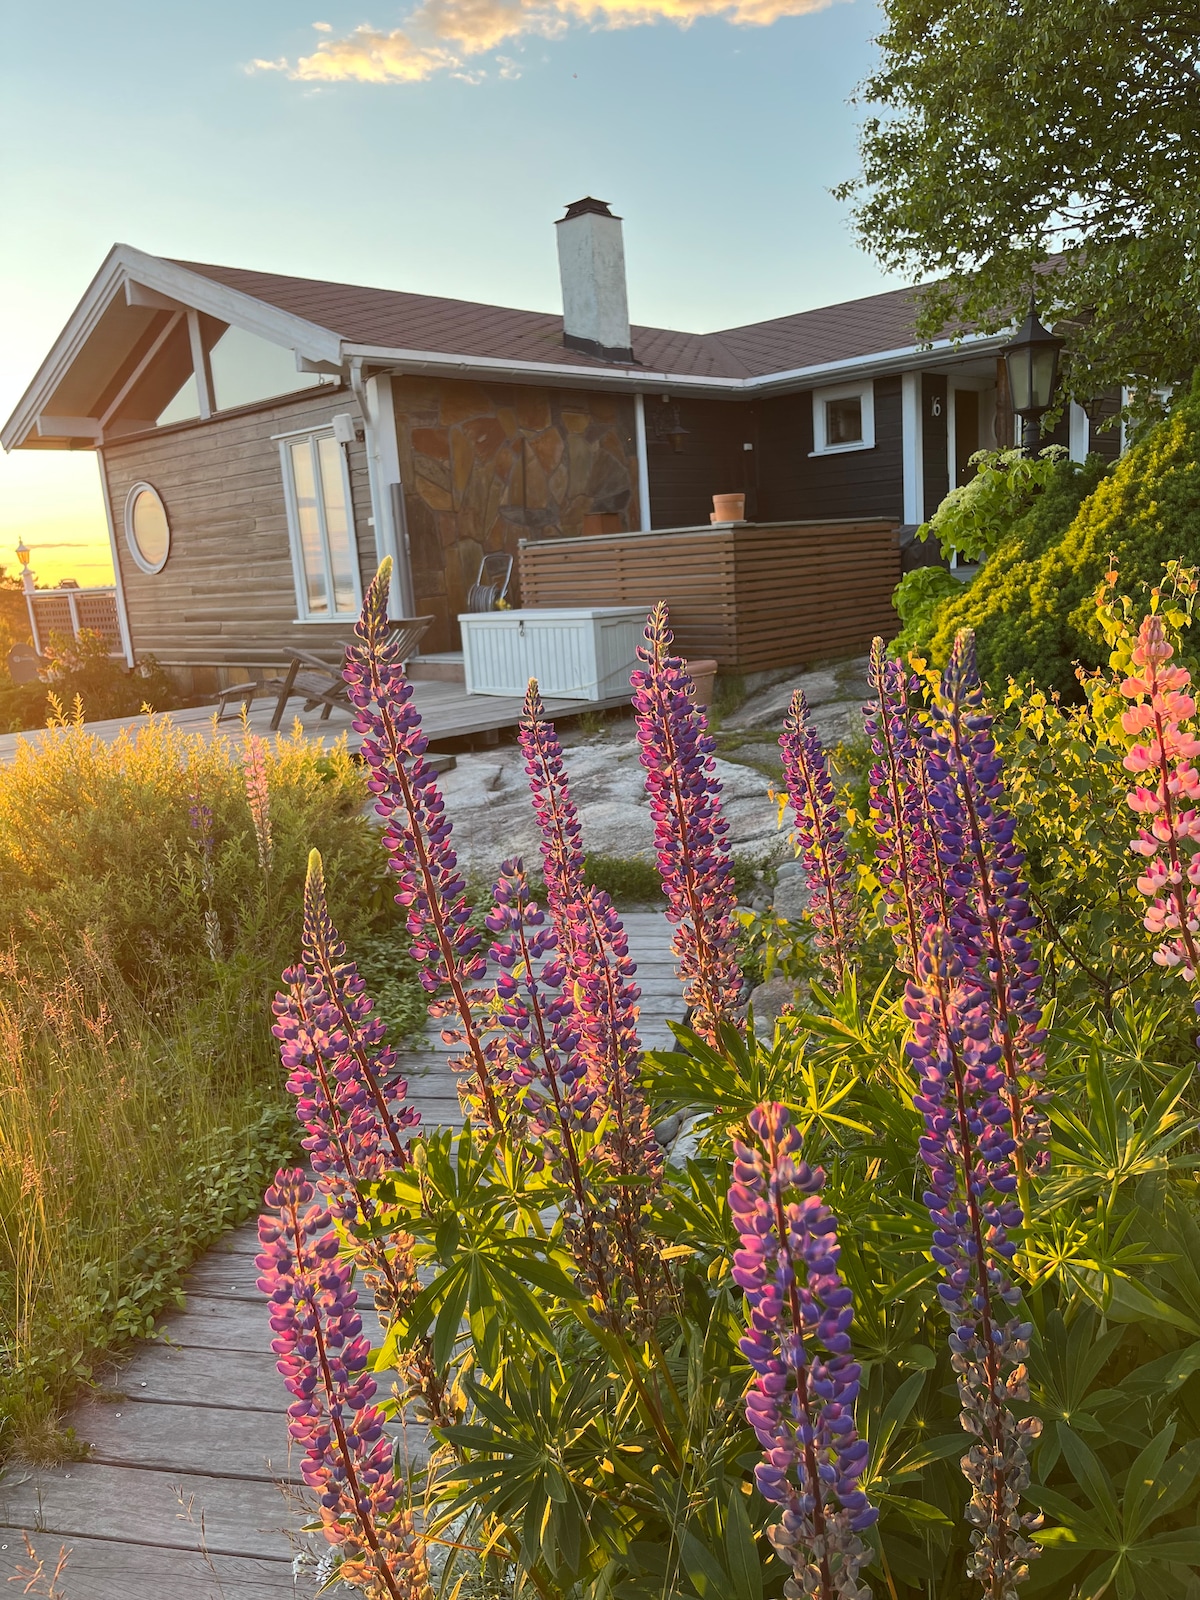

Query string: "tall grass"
[[0, 714, 415, 1460]]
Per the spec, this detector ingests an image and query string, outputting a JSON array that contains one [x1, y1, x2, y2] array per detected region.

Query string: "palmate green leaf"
[[679, 1529, 730, 1600]]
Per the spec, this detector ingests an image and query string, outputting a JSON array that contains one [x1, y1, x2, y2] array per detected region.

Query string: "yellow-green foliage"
[[0, 717, 416, 1459], [0, 715, 381, 993], [926, 386, 1200, 692]]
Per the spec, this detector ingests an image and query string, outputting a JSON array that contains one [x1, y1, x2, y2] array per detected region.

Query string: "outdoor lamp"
[[1003, 295, 1064, 453], [15, 539, 30, 568]]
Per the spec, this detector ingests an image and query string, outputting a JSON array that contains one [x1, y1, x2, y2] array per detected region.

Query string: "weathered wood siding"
[[518, 519, 899, 671], [755, 377, 905, 523], [102, 389, 372, 687]]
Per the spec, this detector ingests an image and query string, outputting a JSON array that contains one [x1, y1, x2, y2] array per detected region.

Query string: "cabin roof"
[[172, 257, 931, 381]]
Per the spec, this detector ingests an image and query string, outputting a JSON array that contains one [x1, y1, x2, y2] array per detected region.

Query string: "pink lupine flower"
[[780, 690, 859, 985], [257, 1170, 430, 1600], [630, 604, 743, 1044], [1119, 614, 1200, 983], [242, 731, 273, 873], [517, 691, 661, 1313], [343, 560, 499, 1129]]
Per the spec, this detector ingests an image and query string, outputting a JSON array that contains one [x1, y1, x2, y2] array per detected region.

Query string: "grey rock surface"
[[436, 721, 787, 880]]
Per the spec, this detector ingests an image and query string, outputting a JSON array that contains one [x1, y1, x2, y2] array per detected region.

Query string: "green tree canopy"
[[838, 0, 1200, 403]]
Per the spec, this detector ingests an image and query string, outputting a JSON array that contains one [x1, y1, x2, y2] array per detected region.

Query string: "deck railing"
[[26, 587, 123, 657], [517, 518, 900, 671]]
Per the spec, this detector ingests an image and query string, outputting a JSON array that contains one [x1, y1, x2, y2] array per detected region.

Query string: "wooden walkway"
[[0, 912, 681, 1600], [0, 680, 632, 768]]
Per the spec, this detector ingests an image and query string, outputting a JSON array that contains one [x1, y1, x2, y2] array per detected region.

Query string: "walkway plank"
[[0, 910, 688, 1598]]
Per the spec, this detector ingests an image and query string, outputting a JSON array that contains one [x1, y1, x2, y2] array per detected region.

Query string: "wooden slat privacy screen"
[[517, 520, 900, 671]]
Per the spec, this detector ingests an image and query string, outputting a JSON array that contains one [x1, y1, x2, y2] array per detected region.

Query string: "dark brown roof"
[[172, 258, 928, 380]]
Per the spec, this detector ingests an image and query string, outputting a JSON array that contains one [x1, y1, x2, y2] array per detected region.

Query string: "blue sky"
[[0, 0, 895, 586]]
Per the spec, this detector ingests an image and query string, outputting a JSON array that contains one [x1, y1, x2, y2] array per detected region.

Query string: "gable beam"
[[99, 310, 185, 429], [35, 415, 103, 439], [186, 309, 215, 420], [125, 280, 187, 313]]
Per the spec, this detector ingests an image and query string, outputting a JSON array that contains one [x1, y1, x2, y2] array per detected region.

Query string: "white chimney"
[[555, 197, 633, 363]]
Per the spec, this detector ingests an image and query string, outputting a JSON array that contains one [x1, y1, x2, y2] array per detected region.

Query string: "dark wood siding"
[[519, 519, 899, 671], [644, 398, 752, 529], [755, 376, 904, 522], [102, 389, 373, 679]]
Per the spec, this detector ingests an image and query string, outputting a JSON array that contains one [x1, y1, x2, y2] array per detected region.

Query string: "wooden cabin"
[[2, 199, 1120, 693]]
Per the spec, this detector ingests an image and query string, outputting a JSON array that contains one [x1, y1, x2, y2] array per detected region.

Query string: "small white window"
[[280, 433, 361, 620], [810, 380, 875, 456], [124, 482, 171, 573]]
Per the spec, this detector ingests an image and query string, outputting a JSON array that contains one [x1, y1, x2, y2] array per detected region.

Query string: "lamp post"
[[1003, 295, 1065, 454]]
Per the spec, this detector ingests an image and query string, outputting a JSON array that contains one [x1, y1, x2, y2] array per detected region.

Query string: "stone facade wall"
[[392, 376, 640, 652]]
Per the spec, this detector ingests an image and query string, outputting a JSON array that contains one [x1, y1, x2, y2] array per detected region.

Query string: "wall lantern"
[[651, 397, 689, 454], [1002, 295, 1065, 452]]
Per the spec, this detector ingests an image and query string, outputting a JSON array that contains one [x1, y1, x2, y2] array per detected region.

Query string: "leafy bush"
[[918, 445, 1074, 564], [0, 628, 181, 734], [915, 381, 1200, 694], [889, 563, 962, 658]]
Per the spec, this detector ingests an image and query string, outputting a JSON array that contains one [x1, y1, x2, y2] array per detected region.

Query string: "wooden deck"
[[0, 678, 634, 768], [0, 912, 682, 1600]]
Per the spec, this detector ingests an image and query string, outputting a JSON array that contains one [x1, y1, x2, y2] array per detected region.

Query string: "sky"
[[0, 0, 896, 589]]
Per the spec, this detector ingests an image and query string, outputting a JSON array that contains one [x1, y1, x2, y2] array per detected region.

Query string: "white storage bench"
[[459, 606, 647, 700]]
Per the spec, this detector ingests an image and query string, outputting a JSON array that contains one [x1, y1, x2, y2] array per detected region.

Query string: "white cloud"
[[253, 0, 839, 84]]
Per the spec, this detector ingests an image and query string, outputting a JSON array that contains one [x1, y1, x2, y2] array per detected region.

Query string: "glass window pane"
[[825, 396, 863, 446], [290, 441, 328, 614], [316, 436, 357, 614], [130, 490, 169, 569]]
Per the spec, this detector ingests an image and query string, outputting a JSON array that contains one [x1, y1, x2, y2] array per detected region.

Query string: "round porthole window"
[[124, 482, 171, 574]]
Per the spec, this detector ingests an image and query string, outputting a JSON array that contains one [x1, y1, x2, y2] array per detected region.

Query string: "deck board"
[[0, 678, 633, 768], [0, 911, 686, 1597]]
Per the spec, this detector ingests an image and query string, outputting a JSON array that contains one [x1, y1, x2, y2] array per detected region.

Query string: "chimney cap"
[[557, 196, 621, 224]]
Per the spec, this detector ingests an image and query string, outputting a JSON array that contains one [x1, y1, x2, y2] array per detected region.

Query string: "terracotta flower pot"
[[711, 493, 745, 523], [687, 657, 719, 709]]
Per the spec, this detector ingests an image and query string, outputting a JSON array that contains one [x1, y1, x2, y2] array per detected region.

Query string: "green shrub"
[[889, 564, 962, 658], [919, 453, 1109, 687], [0, 628, 182, 732], [918, 379, 1200, 693]]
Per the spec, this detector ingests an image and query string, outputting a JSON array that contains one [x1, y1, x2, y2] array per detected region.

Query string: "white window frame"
[[279, 431, 363, 623], [810, 380, 875, 457], [123, 481, 171, 575]]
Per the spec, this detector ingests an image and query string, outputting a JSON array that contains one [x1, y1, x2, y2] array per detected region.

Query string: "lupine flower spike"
[[257, 1171, 431, 1600], [864, 639, 942, 969], [242, 726, 274, 874], [779, 692, 859, 985], [517, 691, 661, 1313], [485, 859, 625, 1315], [905, 930, 1042, 1598], [343, 560, 499, 1128], [922, 631, 1048, 1178], [631, 604, 743, 1043], [728, 1104, 875, 1600], [1119, 614, 1200, 987]]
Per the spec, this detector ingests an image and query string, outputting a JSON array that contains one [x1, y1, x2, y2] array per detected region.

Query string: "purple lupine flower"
[[921, 630, 1048, 1178], [272, 852, 419, 1206], [864, 639, 943, 971], [256, 1170, 430, 1600], [779, 691, 859, 985], [342, 559, 499, 1129], [631, 604, 743, 1045], [728, 1104, 875, 1600], [519, 683, 660, 1256], [904, 929, 1043, 1595], [242, 731, 273, 874]]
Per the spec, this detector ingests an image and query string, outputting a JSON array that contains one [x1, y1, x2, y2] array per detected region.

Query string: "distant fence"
[[517, 519, 900, 672], [27, 588, 123, 657]]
